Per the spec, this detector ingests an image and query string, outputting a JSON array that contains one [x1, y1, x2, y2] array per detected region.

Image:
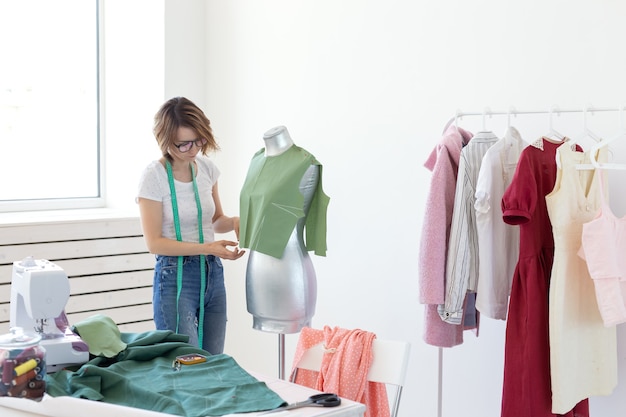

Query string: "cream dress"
[[545, 144, 617, 414]]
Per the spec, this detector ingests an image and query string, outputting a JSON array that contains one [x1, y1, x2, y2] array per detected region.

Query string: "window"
[[0, 0, 101, 212]]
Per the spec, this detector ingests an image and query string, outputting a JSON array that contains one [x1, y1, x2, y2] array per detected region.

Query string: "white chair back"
[[292, 338, 411, 417]]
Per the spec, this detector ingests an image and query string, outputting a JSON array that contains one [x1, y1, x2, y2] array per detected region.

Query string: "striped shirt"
[[438, 131, 499, 324]]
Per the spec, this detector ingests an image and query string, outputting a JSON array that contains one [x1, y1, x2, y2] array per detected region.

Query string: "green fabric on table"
[[46, 330, 286, 417], [72, 314, 127, 358]]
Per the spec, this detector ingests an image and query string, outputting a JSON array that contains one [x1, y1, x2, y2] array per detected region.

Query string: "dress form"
[[245, 126, 319, 334], [263, 125, 295, 156]]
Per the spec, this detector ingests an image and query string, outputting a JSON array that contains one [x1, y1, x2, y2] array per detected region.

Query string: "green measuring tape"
[[165, 160, 207, 348]]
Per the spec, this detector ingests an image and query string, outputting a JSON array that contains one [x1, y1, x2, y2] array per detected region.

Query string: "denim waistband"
[[156, 254, 217, 262]]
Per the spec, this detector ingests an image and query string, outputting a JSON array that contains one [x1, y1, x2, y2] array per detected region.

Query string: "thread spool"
[[0, 328, 46, 401], [13, 358, 38, 377], [15, 346, 38, 361], [1, 359, 15, 385], [12, 368, 38, 386]]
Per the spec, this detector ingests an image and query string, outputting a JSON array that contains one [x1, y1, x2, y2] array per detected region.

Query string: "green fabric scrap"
[[46, 330, 285, 417], [72, 314, 127, 358]]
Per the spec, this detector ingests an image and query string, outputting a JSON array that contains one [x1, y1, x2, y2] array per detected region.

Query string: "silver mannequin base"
[[246, 229, 317, 334]]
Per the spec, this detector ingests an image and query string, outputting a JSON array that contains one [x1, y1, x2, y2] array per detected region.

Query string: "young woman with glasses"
[[136, 96, 245, 354]]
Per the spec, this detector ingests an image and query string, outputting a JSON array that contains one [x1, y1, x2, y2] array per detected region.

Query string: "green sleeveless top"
[[239, 145, 330, 258]]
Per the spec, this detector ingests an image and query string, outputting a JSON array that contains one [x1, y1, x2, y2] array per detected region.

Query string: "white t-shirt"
[[474, 126, 524, 320], [136, 155, 220, 243]]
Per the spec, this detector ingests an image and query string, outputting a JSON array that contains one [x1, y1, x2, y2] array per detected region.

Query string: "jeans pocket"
[[156, 255, 181, 275]]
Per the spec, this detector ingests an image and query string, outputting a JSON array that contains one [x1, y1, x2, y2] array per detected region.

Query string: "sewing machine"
[[9, 257, 89, 372]]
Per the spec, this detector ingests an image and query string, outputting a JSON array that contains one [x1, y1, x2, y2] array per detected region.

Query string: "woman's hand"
[[206, 240, 245, 260]]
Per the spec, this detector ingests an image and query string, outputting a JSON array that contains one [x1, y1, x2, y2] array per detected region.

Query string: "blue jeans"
[[153, 255, 227, 354]]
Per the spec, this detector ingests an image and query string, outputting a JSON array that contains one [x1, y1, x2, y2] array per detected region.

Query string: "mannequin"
[[263, 125, 296, 157], [244, 126, 320, 333]]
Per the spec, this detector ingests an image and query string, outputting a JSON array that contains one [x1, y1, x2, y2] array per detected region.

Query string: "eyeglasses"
[[173, 138, 207, 153]]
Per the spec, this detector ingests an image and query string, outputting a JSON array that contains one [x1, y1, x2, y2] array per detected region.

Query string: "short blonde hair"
[[153, 97, 219, 161]]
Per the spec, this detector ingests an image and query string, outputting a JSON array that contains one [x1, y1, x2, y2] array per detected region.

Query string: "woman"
[[136, 97, 244, 354]]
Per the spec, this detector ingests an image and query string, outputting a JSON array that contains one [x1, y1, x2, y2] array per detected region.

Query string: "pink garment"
[[418, 125, 474, 347], [290, 326, 390, 417], [579, 172, 626, 327]]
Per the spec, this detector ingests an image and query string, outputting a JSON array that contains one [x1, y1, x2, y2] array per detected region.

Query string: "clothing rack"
[[443, 106, 625, 134], [435, 104, 625, 417]]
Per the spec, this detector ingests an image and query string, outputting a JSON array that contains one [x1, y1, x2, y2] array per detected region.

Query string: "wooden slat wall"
[[0, 217, 156, 334]]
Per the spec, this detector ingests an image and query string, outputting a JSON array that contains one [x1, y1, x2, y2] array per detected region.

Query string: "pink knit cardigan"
[[418, 125, 474, 348]]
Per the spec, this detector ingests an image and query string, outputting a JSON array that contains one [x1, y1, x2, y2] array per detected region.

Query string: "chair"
[[291, 337, 411, 417]]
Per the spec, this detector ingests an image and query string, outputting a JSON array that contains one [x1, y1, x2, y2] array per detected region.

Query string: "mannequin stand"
[[278, 333, 286, 380]]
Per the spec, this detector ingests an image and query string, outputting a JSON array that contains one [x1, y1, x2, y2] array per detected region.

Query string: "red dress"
[[500, 138, 588, 417]]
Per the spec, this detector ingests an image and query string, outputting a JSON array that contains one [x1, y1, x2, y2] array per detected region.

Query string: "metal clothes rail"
[[442, 105, 625, 134], [436, 104, 625, 417]]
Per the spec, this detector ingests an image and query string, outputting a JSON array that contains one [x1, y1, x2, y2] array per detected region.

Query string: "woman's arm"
[[138, 196, 244, 259], [211, 182, 241, 239]]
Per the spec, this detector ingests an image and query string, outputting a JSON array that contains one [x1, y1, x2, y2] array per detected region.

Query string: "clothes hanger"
[[478, 107, 492, 133], [588, 105, 626, 170], [502, 106, 522, 142], [507, 106, 516, 129], [572, 105, 602, 146], [441, 109, 462, 135], [545, 106, 566, 142], [548, 106, 572, 169], [573, 105, 611, 170]]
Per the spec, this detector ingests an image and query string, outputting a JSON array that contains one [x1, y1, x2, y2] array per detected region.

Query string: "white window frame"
[[0, 0, 104, 213]]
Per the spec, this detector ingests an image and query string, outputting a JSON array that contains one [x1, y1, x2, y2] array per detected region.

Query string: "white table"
[[236, 372, 366, 417], [0, 371, 366, 417]]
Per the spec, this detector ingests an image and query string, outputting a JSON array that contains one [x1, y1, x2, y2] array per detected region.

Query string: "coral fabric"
[[418, 125, 474, 347], [500, 138, 588, 417], [290, 326, 390, 417]]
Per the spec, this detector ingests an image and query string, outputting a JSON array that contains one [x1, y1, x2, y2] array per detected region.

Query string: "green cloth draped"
[[45, 330, 285, 417], [239, 145, 330, 258]]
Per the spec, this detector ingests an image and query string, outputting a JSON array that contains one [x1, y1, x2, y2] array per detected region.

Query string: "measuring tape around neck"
[[165, 160, 207, 348]]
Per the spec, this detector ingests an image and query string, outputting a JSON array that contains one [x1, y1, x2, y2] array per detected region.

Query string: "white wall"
[[164, 0, 207, 109], [98, 1, 626, 416], [102, 0, 165, 210], [189, 1, 626, 417]]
